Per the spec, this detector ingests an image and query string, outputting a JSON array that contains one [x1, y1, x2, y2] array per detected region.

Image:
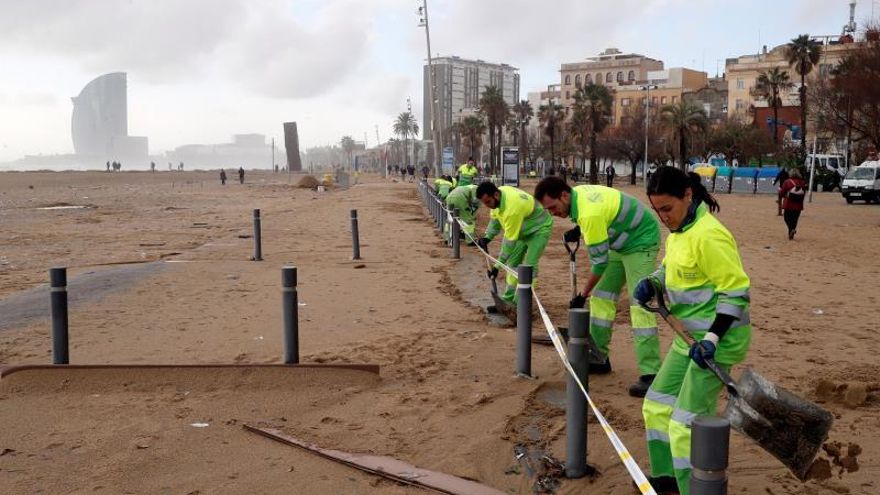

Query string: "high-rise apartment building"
[[423, 56, 520, 142]]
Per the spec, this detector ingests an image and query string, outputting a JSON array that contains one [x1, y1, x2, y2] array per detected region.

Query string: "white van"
[[806, 154, 847, 191], [841, 160, 880, 204]]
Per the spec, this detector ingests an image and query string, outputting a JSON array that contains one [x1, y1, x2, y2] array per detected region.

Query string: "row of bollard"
[[48, 264, 302, 365], [417, 179, 729, 493], [46, 202, 368, 366]]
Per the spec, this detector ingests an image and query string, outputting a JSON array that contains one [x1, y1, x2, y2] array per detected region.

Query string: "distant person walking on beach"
[[238, 167, 245, 184], [150, 161, 156, 173], [406, 164, 415, 182], [773, 168, 790, 216], [605, 164, 616, 187], [779, 169, 806, 240], [106, 161, 111, 172], [421, 165, 429, 180], [220, 169, 227, 185]]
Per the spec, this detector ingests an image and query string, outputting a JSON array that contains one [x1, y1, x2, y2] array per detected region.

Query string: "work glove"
[[688, 334, 718, 369], [476, 238, 491, 252], [487, 267, 499, 279], [569, 294, 587, 309], [563, 226, 581, 244], [633, 278, 656, 305]]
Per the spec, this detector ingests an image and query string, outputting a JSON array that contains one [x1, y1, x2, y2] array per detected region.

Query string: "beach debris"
[[190, 422, 210, 428], [244, 426, 507, 495]]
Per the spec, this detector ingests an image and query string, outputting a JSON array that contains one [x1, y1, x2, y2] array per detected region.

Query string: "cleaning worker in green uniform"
[[445, 184, 480, 242], [434, 175, 455, 200], [634, 167, 752, 495], [457, 157, 479, 187], [476, 182, 553, 304], [534, 176, 662, 398]]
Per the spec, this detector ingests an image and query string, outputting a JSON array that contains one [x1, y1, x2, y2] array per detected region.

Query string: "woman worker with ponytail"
[[634, 168, 752, 495]]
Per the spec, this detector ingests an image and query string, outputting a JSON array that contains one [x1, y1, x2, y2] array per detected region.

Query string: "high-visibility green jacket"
[[484, 186, 553, 265], [434, 178, 454, 199], [457, 163, 478, 186], [445, 184, 480, 214], [569, 185, 660, 276], [653, 203, 751, 364]]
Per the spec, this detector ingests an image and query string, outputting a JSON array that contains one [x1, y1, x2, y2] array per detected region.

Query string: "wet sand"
[[0, 170, 877, 494]]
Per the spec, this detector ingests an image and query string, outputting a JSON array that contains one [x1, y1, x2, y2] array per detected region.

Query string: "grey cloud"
[[0, 0, 246, 81], [224, 1, 372, 99]]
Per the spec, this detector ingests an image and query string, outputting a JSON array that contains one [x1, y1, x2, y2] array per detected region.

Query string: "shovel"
[[640, 288, 833, 480]]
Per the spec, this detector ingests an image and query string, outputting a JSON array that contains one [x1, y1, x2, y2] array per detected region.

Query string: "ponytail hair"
[[647, 167, 720, 213]]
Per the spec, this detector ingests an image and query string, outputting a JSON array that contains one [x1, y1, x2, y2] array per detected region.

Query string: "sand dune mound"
[[297, 175, 320, 189]]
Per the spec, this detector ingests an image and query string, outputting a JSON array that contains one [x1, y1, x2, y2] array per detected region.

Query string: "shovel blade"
[[724, 368, 833, 480]]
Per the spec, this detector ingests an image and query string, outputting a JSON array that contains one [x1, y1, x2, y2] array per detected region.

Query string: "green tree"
[[785, 34, 822, 150], [538, 102, 565, 174], [340, 135, 355, 168], [479, 86, 510, 174], [660, 100, 708, 169], [393, 112, 419, 166], [512, 100, 534, 169], [752, 67, 794, 145], [461, 115, 486, 164], [573, 83, 613, 183]]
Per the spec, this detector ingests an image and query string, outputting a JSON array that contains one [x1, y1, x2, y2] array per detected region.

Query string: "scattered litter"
[[298, 302, 307, 307], [353, 264, 366, 269], [237, 234, 253, 239], [254, 336, 264, 341], [813, 309, 824, 315], [190, 422, 210, 428]]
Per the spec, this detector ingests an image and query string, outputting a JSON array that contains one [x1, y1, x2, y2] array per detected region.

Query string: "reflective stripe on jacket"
[[569, 185, 660, 275]]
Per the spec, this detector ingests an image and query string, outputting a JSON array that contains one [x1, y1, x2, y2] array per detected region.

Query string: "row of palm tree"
[[392, 111, 419, 167]]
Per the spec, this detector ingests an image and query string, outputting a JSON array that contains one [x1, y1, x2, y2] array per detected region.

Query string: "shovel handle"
[[640, 289, 741, 398]]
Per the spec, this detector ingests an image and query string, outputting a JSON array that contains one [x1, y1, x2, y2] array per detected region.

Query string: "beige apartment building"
[[725, 38, 859, 119], [613, 68, 708, 125], [559, 48, 663, 113]]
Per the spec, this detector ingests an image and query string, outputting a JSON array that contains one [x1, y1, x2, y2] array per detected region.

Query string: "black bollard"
[[49, 267, 69, 364], [565, 308, 590, 478], [515, 265, 533, 378], [252, 209, 263, 261], [282, 266, 299, 364], [691, 416, 730, 494], [451, 208, 461, 259], [350, 209, 361, 260]]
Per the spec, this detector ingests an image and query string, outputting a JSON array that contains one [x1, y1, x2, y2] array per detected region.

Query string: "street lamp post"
[[640, 84, 658, 183], [418, 0, 442, 177]]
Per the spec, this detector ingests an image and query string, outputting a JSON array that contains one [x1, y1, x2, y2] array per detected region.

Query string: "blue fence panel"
[[714, 167, 734, 193], [755, 167, 781, 194], [731, 167, 759, 194]]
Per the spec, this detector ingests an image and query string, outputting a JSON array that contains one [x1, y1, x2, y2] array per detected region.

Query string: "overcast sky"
[[0, 0, 875, 162]]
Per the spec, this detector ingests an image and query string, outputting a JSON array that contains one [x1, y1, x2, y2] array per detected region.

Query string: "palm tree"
[[512, 100, 534, 169], [340, 136, 355, 168], [538, 102, 565, 174], [574, 83, 613, 183], [660, 100, 708, 170], [387, 138, 402, 166], [479, 86, 510, 174], [460, 115, 486, 164], [568, 107, 591, 180], [393, 112, 419, 167], [785, 34, 822, 150], [752, 67, 794, 145]]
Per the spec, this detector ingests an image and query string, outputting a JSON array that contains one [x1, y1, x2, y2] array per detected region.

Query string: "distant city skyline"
[[0, 0, 874, 164]]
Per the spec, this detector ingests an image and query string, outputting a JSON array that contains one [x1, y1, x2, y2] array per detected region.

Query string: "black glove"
[[633, 278, 656, 305], [569, 294, 587, 309], [487, 267, 499, 279], [689, 338, 717, 369], [476, 238, 491, 252], [563, 226, 581, 244]]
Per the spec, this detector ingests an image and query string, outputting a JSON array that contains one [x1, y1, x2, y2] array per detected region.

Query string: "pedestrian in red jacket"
[[779, 169, 806, 240]]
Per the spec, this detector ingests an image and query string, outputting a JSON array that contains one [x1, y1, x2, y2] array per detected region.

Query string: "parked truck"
[[841, 160, 880, 204]]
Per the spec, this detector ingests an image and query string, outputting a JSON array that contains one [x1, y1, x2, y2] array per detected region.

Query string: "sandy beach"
[[0, 170, 877, 494]]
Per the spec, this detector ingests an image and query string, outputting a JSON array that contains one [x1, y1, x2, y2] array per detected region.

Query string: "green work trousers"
[[588, 248, 661, 375], [500, 224, 552, 303], [642, 351, 730, 495], [446, 195, 476, 237]]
